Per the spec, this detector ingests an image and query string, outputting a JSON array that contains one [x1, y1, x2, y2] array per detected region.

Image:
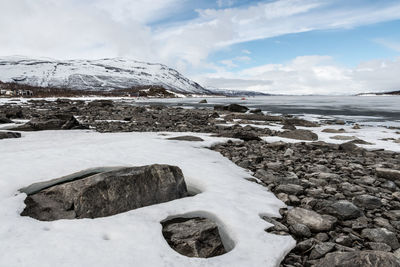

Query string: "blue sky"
[[1, 0, 400, 94]]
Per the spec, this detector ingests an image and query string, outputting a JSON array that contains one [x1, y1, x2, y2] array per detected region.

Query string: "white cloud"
[[195, 56, 400, 95]]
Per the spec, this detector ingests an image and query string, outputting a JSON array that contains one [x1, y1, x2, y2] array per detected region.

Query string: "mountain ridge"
[[0, 56, 210, 95]]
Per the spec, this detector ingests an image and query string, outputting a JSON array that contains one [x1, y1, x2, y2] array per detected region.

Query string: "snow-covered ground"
[[0, 130, 294, 267]]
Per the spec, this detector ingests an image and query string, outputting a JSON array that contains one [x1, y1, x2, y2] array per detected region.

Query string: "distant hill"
[[0, 56, 210, 95], [357, 90, 400, 96]]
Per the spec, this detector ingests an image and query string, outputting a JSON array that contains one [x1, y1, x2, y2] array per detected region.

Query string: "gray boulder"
[[278, 129, 318, 141], [162, 217, 226, 258], [316, 251, 400, 267], [376, 168, 400, 182], [21, 164, 188, 221], [0, 117, 13, 124], [353, 194, 382, 210], [362, 228, 400, 250], [11, 114, 87, 131], [287, 207, 335, 232], [319, 200, 363, 220]]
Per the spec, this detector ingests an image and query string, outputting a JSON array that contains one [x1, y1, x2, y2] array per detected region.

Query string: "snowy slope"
[[0, 56, 209, 94]]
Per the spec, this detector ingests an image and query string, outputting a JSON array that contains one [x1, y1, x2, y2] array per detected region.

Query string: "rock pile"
[[212, 140, 400, 266]]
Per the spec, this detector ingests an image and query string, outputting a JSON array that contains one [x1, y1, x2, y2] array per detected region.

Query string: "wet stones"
[[161, 217, 227, 258]]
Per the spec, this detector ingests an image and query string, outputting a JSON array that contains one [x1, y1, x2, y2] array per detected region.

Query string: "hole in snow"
[[20, 164, 196, 221], [161, 211, 235, 258]]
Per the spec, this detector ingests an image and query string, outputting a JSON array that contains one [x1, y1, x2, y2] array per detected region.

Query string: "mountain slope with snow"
[[0, 56, 209, 94]]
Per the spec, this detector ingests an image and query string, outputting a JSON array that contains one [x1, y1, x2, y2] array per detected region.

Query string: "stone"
[[295, 238, 317, 253], [316, 251, 400, 267], [21, 164, 188, 221], [167, 135, 204, 142], [361, 228, 400, 250], [263, 216, 289, 233], [286, 207, 334, 232], [322, 128, 346, 133], [161, 217, 226, 258], [12, 114, 86, 131], [289, 223, 312, 238], [215, 104, 248, 113], [329, 135, 357, 141], [0, 131, 21, 140], [319, 200, 363, 220], [377, 168, 400, 182], [284, 148, 294, 157], [285, 118, 319, 127], [367, 242, 392, 252], [232, 131, 261, 141], [309, 242, 336, 260], [353, 194, 382, 209], [0, 117, 12, 124], [278, 129, 318, 141], [275, 184, 304, 195], [198, 99, 207, 104], [353, 124, 361, 129], [339, 141, 359, 152]]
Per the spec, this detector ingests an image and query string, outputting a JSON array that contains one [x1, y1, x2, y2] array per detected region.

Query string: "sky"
[[1, 0, 400, 94]]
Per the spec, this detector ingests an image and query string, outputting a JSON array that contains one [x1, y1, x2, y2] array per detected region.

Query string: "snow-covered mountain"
[[0, 56, 209, 94]]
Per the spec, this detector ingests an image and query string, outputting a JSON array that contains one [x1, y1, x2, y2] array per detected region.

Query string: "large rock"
[[278, 129, 318, 141], [11, 114, 87, 131], [285, 118, 319, 127], [353, 194, 382, 210], [362, 228, 400, 250], [162, 217, 226, 258], [319, 200, 363, 220], [316, 251, 400, 267], [21, 164, 188, 221], [286, 207, 335, 232], [0, 131, 21, 140], [0, 117, 13, 124], [376, 168, 400, 182]]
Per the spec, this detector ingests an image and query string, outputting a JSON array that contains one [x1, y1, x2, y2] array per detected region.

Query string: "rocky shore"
[[1, 98, 400, 266]]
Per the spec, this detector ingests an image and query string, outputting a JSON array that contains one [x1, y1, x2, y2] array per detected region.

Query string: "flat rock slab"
[[21, 164, 188, 221], [278, 129, 318, 141], [162, 217, 227, 258], [167, 136, 204, 142], [0, 132, 21, 140]]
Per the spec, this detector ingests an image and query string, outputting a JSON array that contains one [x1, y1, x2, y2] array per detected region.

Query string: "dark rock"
[[276, 184, 304, 195], [361, 228, 400, 250], [263, 216, 289, 233], [0, 131, 21, 140], [215, 104, 248, 113], [87, 100, 114, 108], [319, 200, 363, 220], [285, 118, 319, 127], [309, 242, 336, 260], [353, 194, 382, 210], [167, 136, 204, 142], [278, 129, 318, 141], [367, 242, 392, 252], [316, 251, 400, 267], [21, 164, 188, 221], [12, 114, 86, 131], [161, 217, 226, 258], [339, 141, 359, 152], [249, 108, 262, 114], [232, 131, 261, 141], [198, 99, 207, 104], [289, 223, 312, 238], [322, 128, 346, 133], [0, 117, 13, 124]]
